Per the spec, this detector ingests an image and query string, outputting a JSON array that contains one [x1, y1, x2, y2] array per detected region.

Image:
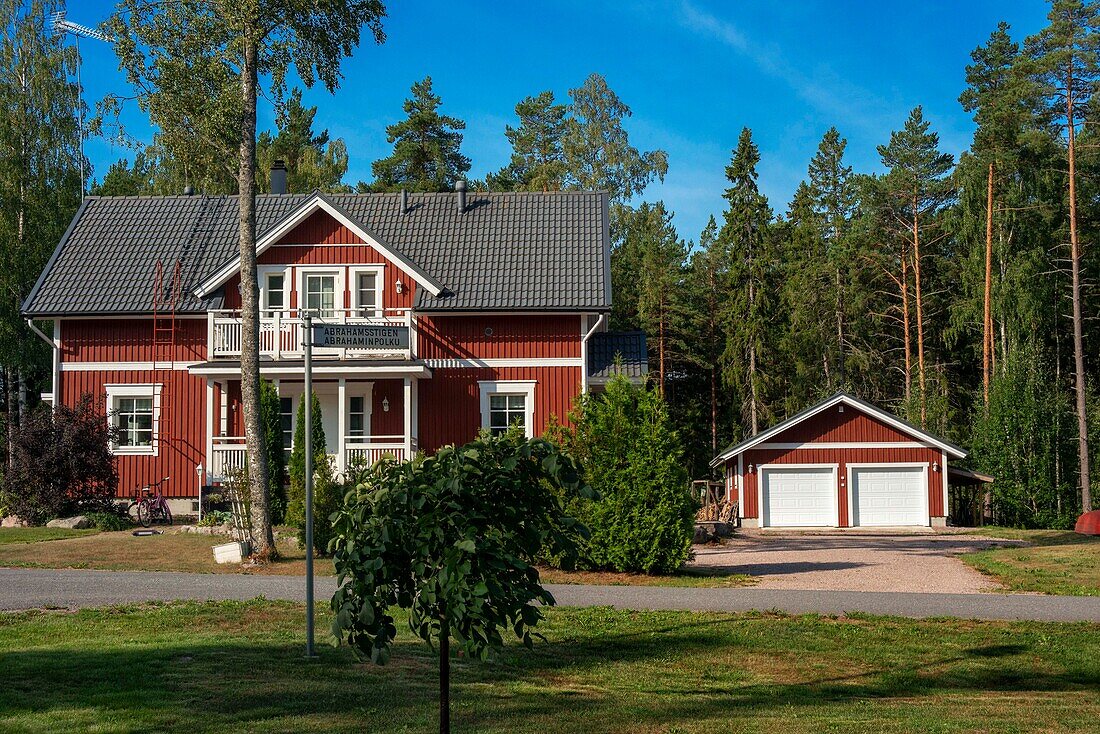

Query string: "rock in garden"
[[1, 515, 27, 528], [46, 515, 91, 529]]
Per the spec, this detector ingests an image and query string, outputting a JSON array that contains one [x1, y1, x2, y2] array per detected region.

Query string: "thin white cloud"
[[678, 1, 896, 136]]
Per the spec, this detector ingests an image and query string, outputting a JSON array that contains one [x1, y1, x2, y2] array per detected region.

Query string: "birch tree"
[[108, 0, 387, 558]]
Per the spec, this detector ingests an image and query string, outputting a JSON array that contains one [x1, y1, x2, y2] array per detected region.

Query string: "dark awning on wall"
[[948, 466, 994, 485], [588, 330, 648, 386]]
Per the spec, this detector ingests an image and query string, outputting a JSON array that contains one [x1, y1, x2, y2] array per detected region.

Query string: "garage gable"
[[711, 392, 966, 466]]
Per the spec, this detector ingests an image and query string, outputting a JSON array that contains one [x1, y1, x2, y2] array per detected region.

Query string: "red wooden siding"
[[417, 316, 581, 360], [417, 366, 581, 452], [61, 319, 206, 362], [61, 369, 207, 499], [731, 446, 945, 525], [370, 379, 404, 436], [223, 211, 417, 310], [770, 404, 913, 443]]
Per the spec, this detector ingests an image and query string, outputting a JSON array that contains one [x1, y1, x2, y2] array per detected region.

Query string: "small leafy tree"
[[1, 395, 117, 524], [258, 380, 287, 524], [285, 390, 326, 529], [557, 373, 695, 574], [329, 429, 591, 734]]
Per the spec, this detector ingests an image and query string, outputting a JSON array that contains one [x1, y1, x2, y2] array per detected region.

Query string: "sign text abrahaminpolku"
[[310, 323, 410, 350]]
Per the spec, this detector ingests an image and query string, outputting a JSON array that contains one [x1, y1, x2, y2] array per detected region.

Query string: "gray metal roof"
[[587, 330, 648, 384], [23, 190, 611, 316]]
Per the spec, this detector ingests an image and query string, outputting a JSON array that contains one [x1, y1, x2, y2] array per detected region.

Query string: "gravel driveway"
[[689, 531, 1023, 593]]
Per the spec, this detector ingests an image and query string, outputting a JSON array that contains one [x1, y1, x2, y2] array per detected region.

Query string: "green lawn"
[[1, 600, 1097, 733], [962, 528, 1100, 596], [0, 528, 98, 545], [0, 528, 752, 587]]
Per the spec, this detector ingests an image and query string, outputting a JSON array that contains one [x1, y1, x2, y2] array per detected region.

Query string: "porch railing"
[[209, 435, 415, 482], [208, 308, 413, 361]]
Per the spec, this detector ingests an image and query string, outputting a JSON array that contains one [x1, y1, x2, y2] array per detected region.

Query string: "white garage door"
[[852, 466, 927, 527], [762, 468, 836, 527]]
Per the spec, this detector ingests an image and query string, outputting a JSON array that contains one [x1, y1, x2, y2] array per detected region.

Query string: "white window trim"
[[105, 383, 163, 456], [259, 267, 290, 313], [478, 380, 536, 438], [346, 385, 375, 439], [296, 267, 345, 317], [349, 265, 385, 319]]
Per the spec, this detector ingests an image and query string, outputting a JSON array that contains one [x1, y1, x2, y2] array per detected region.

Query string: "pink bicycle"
[[127, 477, 173, 528]]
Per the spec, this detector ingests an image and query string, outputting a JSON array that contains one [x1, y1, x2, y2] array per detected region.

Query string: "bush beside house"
[[553, 374, 695, 575], [285, 391, 340, 554], [0, 394, 118, 525]]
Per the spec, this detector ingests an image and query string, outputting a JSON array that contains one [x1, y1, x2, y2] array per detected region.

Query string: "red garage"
[[710, 392, 968, 529]]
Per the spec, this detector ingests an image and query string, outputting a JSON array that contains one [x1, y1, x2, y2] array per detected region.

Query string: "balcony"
[[210, 434, 416, 482], [208, 308, 414, 361]]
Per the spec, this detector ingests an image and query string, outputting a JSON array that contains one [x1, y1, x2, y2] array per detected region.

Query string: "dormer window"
[[352, 266, 384, 318]]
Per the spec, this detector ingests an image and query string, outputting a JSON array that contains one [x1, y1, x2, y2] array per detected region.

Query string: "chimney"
[[400, 188, 409, 215], [270, 160, 288, 194], [455, 179, 467, 213]]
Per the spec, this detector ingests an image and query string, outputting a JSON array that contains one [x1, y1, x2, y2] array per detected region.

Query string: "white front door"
[[761, 467, 836, 527], [851, 466, 927, 527]]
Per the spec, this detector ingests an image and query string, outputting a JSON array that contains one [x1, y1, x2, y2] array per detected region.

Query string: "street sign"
[[310, 323, 410, 350]]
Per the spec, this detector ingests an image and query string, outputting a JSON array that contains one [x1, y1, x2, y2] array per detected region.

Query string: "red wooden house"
[[23, 179, 645, 512], [711, 393, 974, 529]]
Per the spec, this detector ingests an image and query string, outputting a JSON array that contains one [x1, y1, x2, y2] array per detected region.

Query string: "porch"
[[204, 374, 420, 481], [207, 308, 415, 361]]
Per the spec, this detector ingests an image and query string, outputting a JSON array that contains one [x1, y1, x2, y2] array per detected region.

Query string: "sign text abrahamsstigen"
[[310, 323, 410, 350]]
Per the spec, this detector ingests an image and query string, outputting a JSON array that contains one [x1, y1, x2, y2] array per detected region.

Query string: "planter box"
[[212, 541, 250, 564]]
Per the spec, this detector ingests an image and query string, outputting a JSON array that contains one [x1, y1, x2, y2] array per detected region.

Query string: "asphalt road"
[[2, 568, 1099, 622]]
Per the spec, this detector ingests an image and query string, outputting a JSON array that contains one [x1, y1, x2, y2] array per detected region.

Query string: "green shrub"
[[554, 374, 695, 574], [0, 394, 118, 525], [198, 510, 232, 527], [259, 379, 288, 524], [298, 455, 341, 556], [85, 510, 132, 531], [286, 391, 325, 528]]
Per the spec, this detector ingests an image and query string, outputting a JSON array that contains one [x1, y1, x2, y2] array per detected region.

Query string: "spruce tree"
[[489, 90, 568, 191], [256, 88, 349, 193], [685, 216, 730, 452], [719, 128, 775, 436], [370, 76, 470, 192]]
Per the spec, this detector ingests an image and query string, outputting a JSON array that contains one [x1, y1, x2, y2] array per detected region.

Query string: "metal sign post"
[[303, 313, 316, 658]]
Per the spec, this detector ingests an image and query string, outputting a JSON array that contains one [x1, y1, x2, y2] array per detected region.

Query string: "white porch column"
[[411, 377, 419, 454], [205, 378, 214, 475], [403, 377, 413, 458], [218, 380, 228, 436], [337, 378, 347, 474]]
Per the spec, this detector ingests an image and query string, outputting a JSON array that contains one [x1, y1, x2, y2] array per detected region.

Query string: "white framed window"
[[348, 396, 367, 438], [262, 271, 287, 315], [105, 384, 162, 456], [279, 396, 294, 454], [303, 272, 338, 317], [350, 266, 384, 318], [477, 380, 536, 438]]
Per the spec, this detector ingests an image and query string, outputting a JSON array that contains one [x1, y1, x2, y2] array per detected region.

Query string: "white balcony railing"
[[209, 435, 414, 482], [208, 308, 413, 361]]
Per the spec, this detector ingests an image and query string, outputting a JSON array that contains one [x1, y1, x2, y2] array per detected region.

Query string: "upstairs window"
[[304, 274, 337, 317], [356, 272, 380, 318], [263, 273, 285, 315]]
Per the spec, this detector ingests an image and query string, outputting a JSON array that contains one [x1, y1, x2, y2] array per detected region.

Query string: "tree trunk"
[[658, 309, 665, 398], [439, 620, 451, 734], [1066, 73, 1091, 512], [983, 162, 994, 411], [710, 365, 717, 452], [237, 38, 274, 555], [911, 202, 926, 425], [900, 245, 912, 403], [834, 265, 845, 388]]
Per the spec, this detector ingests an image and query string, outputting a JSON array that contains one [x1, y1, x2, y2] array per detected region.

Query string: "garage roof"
[[710, 392, 967, 467]]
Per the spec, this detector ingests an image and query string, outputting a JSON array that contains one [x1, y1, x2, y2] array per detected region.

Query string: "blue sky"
[[74, 0, 1049, 242]]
